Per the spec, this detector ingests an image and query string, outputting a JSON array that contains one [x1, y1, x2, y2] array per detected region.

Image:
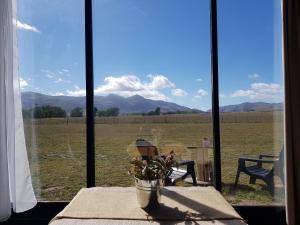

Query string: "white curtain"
[[283, 0, 300, 225], [0, 0, 37, 222]]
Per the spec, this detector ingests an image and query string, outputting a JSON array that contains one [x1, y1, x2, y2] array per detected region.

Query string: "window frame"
[[5, 0, 286, 224], [84, 0, 223, 192], [85, 0, 95, 188]]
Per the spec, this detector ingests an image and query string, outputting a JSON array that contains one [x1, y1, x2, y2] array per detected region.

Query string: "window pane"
[[92, 0, 213, 187], [17, 0, 86, 200], [218, 0, 284, 205]]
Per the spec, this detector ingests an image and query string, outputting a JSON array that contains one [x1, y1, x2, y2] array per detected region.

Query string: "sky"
[[17, 0, 283, 111]]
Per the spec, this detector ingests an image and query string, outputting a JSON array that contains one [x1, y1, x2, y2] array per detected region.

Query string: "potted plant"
[[129, 139, 177, 209]]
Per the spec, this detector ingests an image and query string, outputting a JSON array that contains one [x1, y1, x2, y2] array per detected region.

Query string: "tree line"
[[22, 105, 196, 119], [22, 106, 120, 119], [140, 107, 199, 116], [22, 105, 67, 118]]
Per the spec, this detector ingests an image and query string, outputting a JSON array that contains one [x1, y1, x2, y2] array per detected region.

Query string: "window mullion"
[[210, 0, 222, 192], [85, 0, 95, 188]]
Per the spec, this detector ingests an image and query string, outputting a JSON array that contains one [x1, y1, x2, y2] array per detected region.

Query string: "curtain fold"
[[0, 0, 37, 222], [283, 0, 300, 225]]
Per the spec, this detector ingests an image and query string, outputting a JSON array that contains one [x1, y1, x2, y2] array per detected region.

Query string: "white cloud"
[[147, 75, 175, 89], [231, 90, 257, 98], [54, 78, 64, 83], [62, 69, 69, 73], [196, 78, 203, 82], [251, 83, 281, 93], [248, 73, 260, 79], [74, 85, 80, 90], [66, 89, 86, 97], [16, 20, 40, 33], [94, 74, 173, 100], [219, 94, 226, 98], [66, 74, 174, 100], [20, 77, 28, 89], [41, 69, 53, 74], [95, 75, 144, 93], [231, 82, 282, 100], [50, 92, 65, 96], [53, 77, 70, 84], [171, 89, 188, 97], [195, 89, 208, 98], [41, 69, 55, 79], [55, 78, 63, 83], [41, 69, 54, 75], [46, 74, 54, 79]]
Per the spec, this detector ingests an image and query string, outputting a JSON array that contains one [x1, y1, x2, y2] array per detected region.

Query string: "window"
[[17, 0, 284, 207], [17, 0, 86, 200], [218, 0, 284, 205], [92, 0, 213, 188]]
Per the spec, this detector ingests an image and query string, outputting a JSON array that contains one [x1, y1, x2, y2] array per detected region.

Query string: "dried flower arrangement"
[[128, 139, 178, 181]]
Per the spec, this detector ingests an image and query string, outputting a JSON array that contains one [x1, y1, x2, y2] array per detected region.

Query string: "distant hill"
[[216, 102, 283, 113], [21, 92, 283, 114], [21, 92, 203, 114]]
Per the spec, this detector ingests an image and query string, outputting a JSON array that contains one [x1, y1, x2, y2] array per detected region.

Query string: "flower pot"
[[135, 178, 163, 209]]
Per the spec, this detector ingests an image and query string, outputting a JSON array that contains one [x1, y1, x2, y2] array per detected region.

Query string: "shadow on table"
[[142, 189, 243, 225], [144, 204, 201, 225]]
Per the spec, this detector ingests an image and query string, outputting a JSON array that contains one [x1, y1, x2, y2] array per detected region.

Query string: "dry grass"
[[23, 112, 284, 205]]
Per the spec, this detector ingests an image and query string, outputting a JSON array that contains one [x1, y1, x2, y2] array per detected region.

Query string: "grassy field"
[[24, 111, 284, 205]]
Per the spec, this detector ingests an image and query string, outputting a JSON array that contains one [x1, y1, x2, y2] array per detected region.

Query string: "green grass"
[[23, 112, 284, 204]]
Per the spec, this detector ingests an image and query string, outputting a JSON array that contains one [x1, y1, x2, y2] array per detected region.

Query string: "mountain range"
[[21, 92, 201, 114], [218, 102, 283, 112], [21, 92, 283, 114]]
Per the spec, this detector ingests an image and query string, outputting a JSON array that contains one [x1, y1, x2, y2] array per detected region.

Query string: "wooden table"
[[50, 187, 247, 225], [51, 219, 247, 225]]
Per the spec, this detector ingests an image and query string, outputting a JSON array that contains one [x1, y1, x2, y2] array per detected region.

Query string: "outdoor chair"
[[164, 160, 197, 186], [234, 148, 284, 194], [136, 139, 197, 186]]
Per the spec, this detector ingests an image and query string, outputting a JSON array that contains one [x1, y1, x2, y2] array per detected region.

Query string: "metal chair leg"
[[234, 170, 240, 187], [190, 167, 197, 186], [266, 178, 275, 196], [187, 163, 197, 186], [249, 176, 256, 184]]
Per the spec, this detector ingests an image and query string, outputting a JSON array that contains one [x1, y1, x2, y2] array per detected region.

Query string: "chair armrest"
[[259, 154, 278, 159], [186, 146, 200, 149], [239, 156, 277, 164], [178, 160, 195, 166]]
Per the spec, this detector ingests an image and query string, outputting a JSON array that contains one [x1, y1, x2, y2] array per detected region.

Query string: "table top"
[[51, 218, 247, 225], [50, 187, 247, 225]]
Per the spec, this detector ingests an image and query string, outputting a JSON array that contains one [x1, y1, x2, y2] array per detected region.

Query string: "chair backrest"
[[273, 147, 285, 184], [136, 139, 158, 160]]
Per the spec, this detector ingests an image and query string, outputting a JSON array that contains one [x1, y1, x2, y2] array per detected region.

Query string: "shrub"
[[70, 107, 83, 117]]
